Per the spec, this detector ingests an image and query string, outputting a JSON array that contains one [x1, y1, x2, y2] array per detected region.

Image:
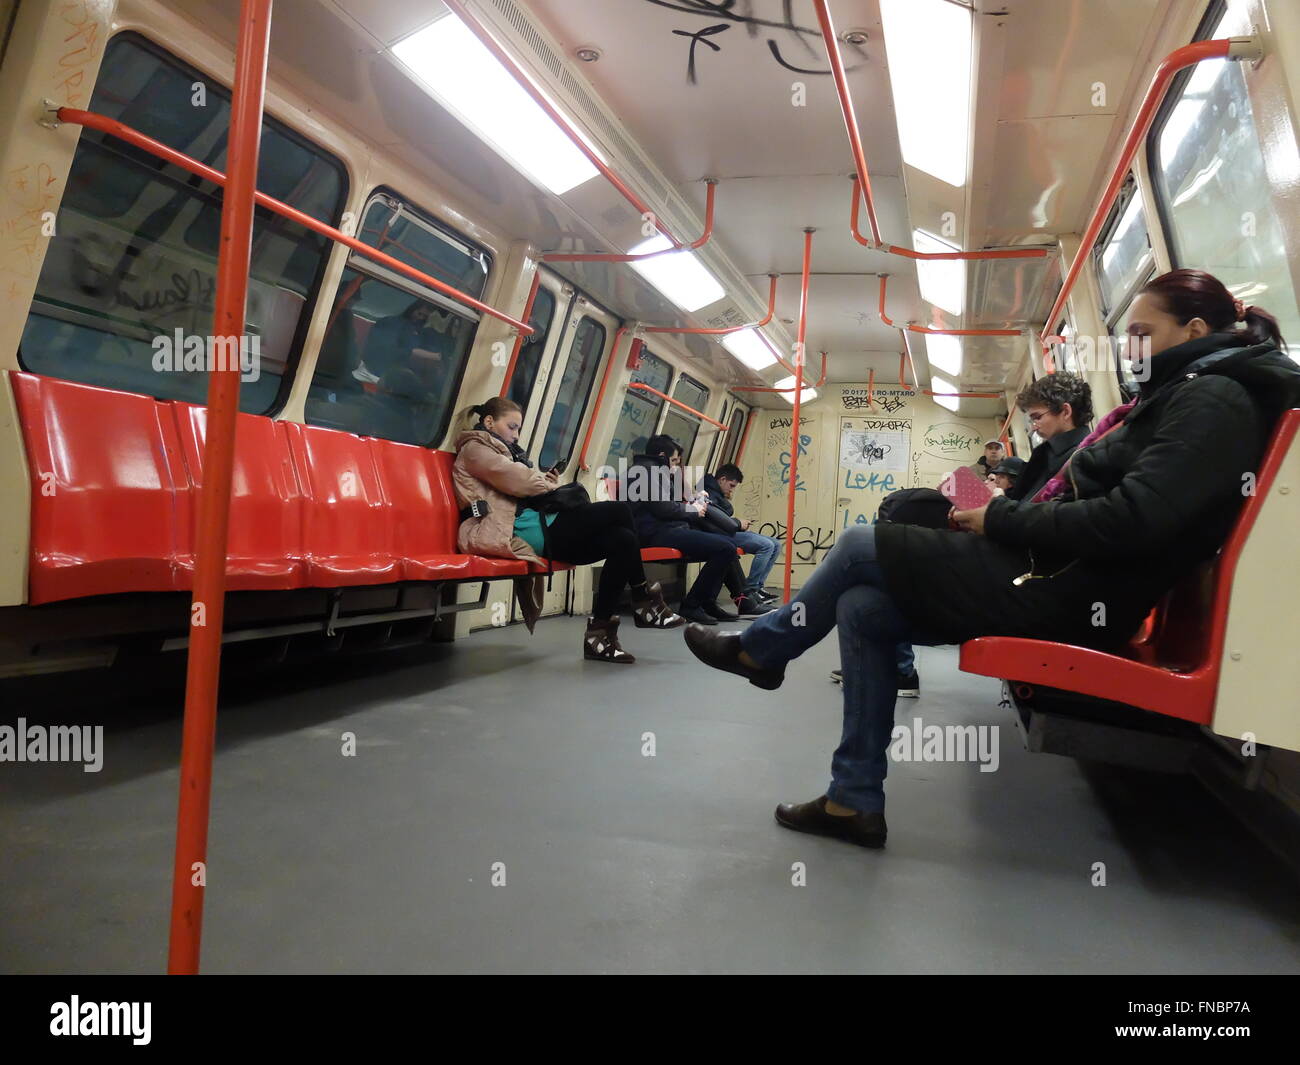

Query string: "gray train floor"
[[2, 615, 1299, 975]]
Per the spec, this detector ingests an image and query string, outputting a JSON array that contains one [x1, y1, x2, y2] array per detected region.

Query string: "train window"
[[721, 405, 747, 466], [659, 374, 710, 461], [18, 34, 346, 413], [535, 315, 606, 471], [1149, 2, 1300, 355], [605, 350, 672, 463], [305, 193, 492, 445], [504, 286, 559, 410], [1093, 177, 1153, 320], [1091, 177, 1154, 401]]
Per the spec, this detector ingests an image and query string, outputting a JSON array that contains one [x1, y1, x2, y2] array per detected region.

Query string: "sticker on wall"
[[919, 421, 983, 462], [838, 421, 909, 473]]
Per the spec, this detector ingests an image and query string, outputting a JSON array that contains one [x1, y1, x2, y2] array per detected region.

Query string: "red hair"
[[1141, 269, 1285, 350]]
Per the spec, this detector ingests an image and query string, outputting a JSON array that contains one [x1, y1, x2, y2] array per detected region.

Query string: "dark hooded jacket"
[[626, 453, 698, 540], [876, 334, 1300, 649], [700, 472, 742, 535], [1006, 424, 1089, 502]]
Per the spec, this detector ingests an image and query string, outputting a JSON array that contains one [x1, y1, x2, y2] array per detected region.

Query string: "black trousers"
[[544, 501, 647, 619]]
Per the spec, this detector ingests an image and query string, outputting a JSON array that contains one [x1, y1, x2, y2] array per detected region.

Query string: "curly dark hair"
[[1015, 371, 1093, 427]]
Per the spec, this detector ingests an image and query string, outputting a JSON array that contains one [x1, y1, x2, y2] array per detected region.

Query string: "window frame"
[[659, 371, 711, 462], [18, 31, 350, 417], [1091, 173, 1156, 402], [604, 347, 674, 467], [533, 312, 608, 472]]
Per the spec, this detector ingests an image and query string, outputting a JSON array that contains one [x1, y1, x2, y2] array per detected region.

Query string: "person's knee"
[[837, 525, 875, 553], [836, 584, 898, 640]]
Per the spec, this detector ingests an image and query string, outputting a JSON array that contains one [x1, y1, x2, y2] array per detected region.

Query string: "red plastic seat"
[[371, 443, 474, 581], [170, 403, 304, 590], [641, 547, 685, 562], [10, 372, 183, 603], [960, 410, 1300, 725], [284, 422, 399, 586]]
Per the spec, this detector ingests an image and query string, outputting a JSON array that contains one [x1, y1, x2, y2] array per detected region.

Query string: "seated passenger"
[[986, 455, 1026, 496], [701, 463, 782, 616], [966, 439, 1005, 480], [626, 434, 742, 626], [684, 269, 1300, 850], [453, 398, 684, 664], [362, 299, 443, 382], [1005, 372, 1093, 501]]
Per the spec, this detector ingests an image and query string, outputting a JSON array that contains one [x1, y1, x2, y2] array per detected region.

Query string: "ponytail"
[[466, 396, 522, 428], [1141, 269, 1287, 351]]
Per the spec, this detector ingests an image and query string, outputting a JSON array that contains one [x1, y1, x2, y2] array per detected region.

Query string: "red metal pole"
[[579, 326, 631, 472], [783, 229, 814, 603], [167, 0, 272, 976], [543, 180, 717, 262], [440, 0, 681, 246], [627, 382, 727, 429], [1039, 39, 1238, 364], [499, 271, 542, 396], [56, 108, 534, 336]]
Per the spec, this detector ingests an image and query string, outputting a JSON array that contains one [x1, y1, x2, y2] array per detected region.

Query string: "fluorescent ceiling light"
[[774, 374, 818, 405], [879, 0, 973, 188], [392, 15, 601, 195], [721, 328, 778, 370], [931, 372, 960, 412], [628, 235, 726, 313], [926, 333, 963, 377], [914, 229, 965, 316]]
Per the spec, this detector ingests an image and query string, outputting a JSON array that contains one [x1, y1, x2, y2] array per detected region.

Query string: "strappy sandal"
[[584, 616, 636, 663], [632, 581, 686, 629]]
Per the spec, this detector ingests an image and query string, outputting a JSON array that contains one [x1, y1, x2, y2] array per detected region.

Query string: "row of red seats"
[[9, 372, 698, 605]]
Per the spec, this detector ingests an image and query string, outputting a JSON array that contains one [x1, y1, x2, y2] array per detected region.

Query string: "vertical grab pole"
[[167, 0, 273, 976], [782, 228, 814, 603], [499, 270, 541, 397]]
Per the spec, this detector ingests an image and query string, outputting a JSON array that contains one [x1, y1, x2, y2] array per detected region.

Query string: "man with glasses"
[[1007, 373, 1093, 502]]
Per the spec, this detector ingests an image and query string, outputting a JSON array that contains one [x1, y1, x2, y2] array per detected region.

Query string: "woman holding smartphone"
[[453, 397, 684, 664]]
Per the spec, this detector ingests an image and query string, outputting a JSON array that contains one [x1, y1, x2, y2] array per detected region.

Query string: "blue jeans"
[[740, 525, 926, 814], [733, 529, 781, 593], [647, 526, 737, 608]]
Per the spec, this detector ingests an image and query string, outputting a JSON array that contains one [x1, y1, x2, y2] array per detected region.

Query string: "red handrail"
[[543, 180, 717, 263], [782, 229, 814, 603], [642, 274, 779, 336], [627, 382, 727, 429], [168, 0, 272, 976], [1040, 37, 1251, 368], [499, 271, 542, 396], [814, 0, 1045, 264], [735, 407, 756, 465], [578, 326, 638, 472], [731, 351, 828, 392], [878, 273, 1023, 338], [57, 108, 535, 336], [440, 0, 687, 249]]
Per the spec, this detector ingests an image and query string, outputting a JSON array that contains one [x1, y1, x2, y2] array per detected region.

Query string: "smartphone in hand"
[[548, 458, 568, 476]]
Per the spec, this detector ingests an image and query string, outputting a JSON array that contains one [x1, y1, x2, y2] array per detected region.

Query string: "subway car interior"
[[1, 0, 1299, 978]]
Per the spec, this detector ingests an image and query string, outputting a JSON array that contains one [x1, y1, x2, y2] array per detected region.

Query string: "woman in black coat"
[[685, 269, 1300, 849]]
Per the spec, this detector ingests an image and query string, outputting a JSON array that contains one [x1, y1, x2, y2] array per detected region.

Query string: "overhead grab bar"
[[877, 274, 1023, 338], [813, 0, 1046, 263], [543, 180, 718, 263], [55, 108, 537, 336]]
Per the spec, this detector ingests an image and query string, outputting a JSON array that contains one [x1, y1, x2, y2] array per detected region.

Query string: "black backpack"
[[876, 487, 951, 529]]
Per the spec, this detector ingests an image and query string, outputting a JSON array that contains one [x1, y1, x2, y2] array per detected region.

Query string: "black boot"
[[682, 624, 784, 689], [584, 616, 635, 663], [631, 581, 686, 628]]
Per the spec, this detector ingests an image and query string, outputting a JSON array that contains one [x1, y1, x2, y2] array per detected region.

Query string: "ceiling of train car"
[[159, 0, 1181, 407]]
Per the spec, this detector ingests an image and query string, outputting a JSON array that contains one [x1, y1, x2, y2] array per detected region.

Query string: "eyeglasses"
[[1027, 410, 1050, 423]]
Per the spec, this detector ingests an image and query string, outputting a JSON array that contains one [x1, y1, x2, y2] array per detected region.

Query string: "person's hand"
[[950, 504, 988, 535], [740, 518, 752, 531], [689, 500, 708, 517]]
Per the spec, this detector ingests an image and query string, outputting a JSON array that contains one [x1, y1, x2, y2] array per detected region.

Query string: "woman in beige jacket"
[[452, 397, 684, 662]]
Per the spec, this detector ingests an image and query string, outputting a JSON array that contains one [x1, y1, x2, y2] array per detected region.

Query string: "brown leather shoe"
[[683, 623, 784, 690], [774, 796, 886, 848]]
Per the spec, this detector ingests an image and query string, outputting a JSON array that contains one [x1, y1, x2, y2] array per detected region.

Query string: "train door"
[[522, 293, 620, 617]]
